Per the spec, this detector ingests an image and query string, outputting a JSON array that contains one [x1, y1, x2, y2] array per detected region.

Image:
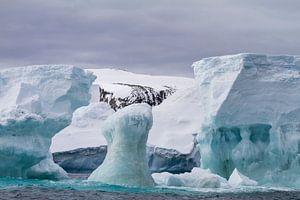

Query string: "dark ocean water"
[[1, 187, 300, 200], [0, 174, 299, 200]]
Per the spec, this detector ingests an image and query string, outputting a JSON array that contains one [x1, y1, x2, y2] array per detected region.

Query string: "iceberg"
[[193, 54, 300, 187], [88, 103, 155, 187], [0, 65, 95, 179], [152, 168, 228, 188]]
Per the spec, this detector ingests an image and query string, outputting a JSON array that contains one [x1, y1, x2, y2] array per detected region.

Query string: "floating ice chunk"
[[88, 103, 155, 187], [26, 157, 68, 180], [152, 168, 228, 188], [0, 65, 95, 179], [228, 168, 257, 187]]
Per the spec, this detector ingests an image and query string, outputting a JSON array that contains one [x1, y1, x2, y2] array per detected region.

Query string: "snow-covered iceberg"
[[0, 65, 95, 179], [88, 103, 155, 187], [193, 54, 300, 187]]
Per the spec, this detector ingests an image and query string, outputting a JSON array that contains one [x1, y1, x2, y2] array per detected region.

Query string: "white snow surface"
[[90, 68, 193, 96], [149, 85, 203, 153], [193, 53, 300, 128], [52, 68, 201, 154], [0, 65, 95, 179]]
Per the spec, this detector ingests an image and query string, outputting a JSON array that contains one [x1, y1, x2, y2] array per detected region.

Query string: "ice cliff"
[[193, 54, 300, 187], [88, 103, 155, 187], [0, 65, 95, 179]]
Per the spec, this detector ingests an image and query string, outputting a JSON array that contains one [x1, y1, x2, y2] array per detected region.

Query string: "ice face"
[[193, 54, 300, 187], [88, 103, 155, 187], [0, 65, 95, 179]]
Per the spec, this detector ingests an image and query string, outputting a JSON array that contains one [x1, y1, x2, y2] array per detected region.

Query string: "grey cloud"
[[0, 0, 300, 77]]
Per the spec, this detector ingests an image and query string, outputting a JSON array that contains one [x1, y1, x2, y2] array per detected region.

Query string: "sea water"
[[0, 176, 295, 196]]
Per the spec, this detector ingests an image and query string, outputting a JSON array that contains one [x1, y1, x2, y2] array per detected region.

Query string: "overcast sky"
[[1, 0, 300, 77]]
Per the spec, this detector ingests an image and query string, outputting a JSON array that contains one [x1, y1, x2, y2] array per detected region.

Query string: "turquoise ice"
[[0, 65, 95, 180], [88, 103, 155, 187]]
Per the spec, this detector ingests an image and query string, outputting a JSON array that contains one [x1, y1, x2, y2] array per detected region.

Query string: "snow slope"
[[149, 85, 203, 153], [51, 68, 201, 154]]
